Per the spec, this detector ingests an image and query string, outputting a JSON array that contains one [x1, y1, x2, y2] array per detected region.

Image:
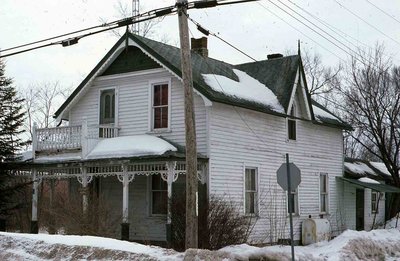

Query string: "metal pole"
[[177, 0, 198, 249], [286, 153, 295, 261]]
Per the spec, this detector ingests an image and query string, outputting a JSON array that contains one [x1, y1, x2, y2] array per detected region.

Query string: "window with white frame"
[[151, 175, 167, 215], [100, 89, 115, 124], [245, 167, 258, 215], [287, 106, 296, 140], [371, 191, 382, 214], [320, 173, 329, 213], [151, 83, 169, 130], [288, 188, 299, 215]]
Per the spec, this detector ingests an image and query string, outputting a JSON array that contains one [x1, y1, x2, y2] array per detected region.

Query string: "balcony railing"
[[35, 125, 82, 151], [34, 123, 120, 153]]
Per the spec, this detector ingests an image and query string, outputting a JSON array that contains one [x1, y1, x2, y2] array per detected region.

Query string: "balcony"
[[33, 123, 120, 156]]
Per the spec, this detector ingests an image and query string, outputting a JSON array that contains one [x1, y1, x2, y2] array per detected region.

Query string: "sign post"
[[276, 153, 301, 261]]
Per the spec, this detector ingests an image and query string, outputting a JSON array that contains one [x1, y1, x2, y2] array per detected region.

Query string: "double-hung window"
[[151, 175, 167, 215], [288, 106, 296, 140], [245, 167, 258, 215], [152, 83, 169, 130], [371, 191, 381, 214], [320, 173, 329, 213], [288, 188, 299, 215]]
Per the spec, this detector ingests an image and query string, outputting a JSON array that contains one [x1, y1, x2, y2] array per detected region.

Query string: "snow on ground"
[[202, 69, 284, 113], [2, 228, 400, 260], [86, 135, 177, 159]]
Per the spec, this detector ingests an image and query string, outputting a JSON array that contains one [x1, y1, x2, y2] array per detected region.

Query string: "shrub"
[[171, 192, 252, 251]]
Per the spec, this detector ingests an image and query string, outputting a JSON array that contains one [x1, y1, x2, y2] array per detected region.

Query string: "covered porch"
[[11, 158, 208, 244]]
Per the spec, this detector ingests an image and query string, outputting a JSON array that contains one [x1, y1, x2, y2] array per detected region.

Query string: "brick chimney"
[[191, 37, 208, 57], [267, 53, 283, 60]]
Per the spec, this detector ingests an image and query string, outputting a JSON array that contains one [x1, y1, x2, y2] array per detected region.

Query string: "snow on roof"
[[86, 135, 177, 159], [370, 162, 392, 176], [202, 69, 284, 113], [344, 161, 377, 176], [312, 105, 339, 122], [358, 177, 381, 184]]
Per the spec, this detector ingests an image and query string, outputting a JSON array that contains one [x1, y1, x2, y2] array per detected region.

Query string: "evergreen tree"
[[0, 58, 26, 226]]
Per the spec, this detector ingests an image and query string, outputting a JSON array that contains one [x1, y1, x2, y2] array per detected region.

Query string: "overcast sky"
[[1, 0, 399, 90]]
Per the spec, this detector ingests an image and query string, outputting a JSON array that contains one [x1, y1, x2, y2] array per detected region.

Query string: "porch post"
[[31, 169, 41, 233], [165, 161, 177, 246], [118, 165, 134, 241], [77, 167, 92, 216]]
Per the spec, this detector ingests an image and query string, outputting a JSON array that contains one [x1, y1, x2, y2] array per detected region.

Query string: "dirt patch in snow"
[[341, 237, 400, 261]]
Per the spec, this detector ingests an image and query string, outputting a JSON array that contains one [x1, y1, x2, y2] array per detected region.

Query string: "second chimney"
[[191, 37, 208, 57]]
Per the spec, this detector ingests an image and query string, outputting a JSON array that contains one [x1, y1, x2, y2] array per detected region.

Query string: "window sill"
[[147, 129, 172, 135]]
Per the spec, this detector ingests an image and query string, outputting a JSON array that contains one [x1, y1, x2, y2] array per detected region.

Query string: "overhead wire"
[[1, 0, 259, 59], [185, 14, 257, 62], [364, 0, 400, 26], [286, 0, 371, 50], [334, 0, 400, 46], [256, 2, 347, 64]]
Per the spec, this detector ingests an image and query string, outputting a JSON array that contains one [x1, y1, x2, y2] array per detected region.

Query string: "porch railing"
[[33, 122, 120, 154], [36, 125, 82, 151], [88, 124, 120, 139]]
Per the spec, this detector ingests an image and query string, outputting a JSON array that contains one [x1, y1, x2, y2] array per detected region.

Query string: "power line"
[[186, 14, 257, 62], [264, 0, 359, 59], [334, 0, 400, 46], [256, 2, 346, 63], [364, 0, 400, 26], [1, 0, 260, 59], [286, 0, 371, 50]]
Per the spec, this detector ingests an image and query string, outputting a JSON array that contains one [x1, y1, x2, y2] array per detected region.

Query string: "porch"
[[12, 159, 208, 244]]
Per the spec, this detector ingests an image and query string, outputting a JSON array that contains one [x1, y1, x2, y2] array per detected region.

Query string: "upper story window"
[[245, 167, 258, 215], [100, 89, 115, 124], [320, 173, 329, 214], [288, 106, 296, 140], [152, 83, 169, 130]]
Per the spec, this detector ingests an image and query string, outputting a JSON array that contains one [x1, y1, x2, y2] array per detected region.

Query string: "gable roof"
[[55, 32, 350, 130]]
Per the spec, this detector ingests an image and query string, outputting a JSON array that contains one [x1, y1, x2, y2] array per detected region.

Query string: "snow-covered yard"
[[1, 228, 400, 260]]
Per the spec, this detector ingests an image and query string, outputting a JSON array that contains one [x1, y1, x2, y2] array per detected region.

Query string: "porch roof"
[[337, 177, 400, 193]]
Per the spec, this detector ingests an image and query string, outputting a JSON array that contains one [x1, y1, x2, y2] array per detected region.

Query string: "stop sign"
[[276, 163, 301, 191]]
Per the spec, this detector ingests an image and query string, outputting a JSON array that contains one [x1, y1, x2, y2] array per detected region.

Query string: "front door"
[[356, 189, 364, 231]]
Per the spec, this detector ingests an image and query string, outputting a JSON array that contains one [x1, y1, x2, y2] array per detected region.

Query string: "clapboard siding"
[[209, 102, 344, 243], [99, 175, 166, 241], [69, 69, 208, 155]]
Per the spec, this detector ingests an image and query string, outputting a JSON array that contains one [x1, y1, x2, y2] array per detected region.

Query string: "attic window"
[[288, 106, 296, 140]]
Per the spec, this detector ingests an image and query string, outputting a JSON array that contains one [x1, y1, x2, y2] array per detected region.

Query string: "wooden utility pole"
[[177, 0, 198, 249]]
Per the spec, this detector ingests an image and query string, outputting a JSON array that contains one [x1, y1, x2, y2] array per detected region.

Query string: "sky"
[[1, 0, 400, 91]]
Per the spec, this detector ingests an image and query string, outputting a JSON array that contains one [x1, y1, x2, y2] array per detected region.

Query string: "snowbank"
[[2, 229, 400, 260]]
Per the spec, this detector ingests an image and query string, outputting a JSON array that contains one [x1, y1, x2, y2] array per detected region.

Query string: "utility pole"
[[177, 0, 198, 249]]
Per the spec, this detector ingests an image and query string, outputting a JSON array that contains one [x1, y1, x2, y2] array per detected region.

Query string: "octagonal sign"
[[276, 163, 301, 191]]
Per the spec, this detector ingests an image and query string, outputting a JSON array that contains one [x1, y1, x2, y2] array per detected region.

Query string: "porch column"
[[165, 161, 177, 246], [117, 165, 135, 241], [77, 167, 92, 216], [31, 169, 41, 233]]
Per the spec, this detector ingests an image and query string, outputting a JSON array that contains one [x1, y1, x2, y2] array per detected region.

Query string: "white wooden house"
[[12, 33, 354, 245], [339, 158, 400, 231]]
